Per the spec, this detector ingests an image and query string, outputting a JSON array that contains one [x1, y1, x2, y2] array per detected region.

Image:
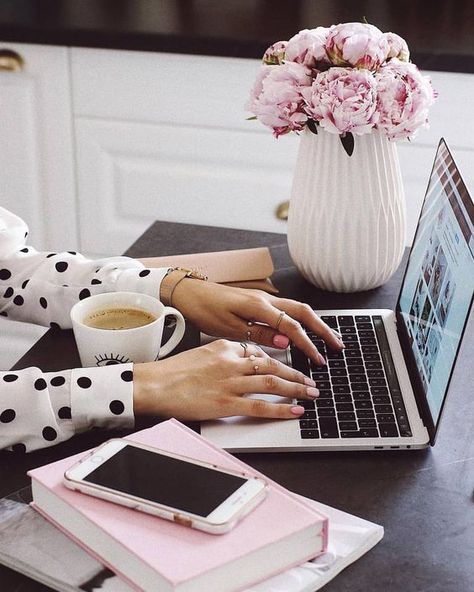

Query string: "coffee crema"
[[83, 307, 156, 330]]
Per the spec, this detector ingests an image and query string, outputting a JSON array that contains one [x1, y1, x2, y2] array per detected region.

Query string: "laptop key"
[[341, 429, 378, 438], [318, 417, 339, 438], [371, 386, 389, 395], [346, 357, 364, 366], [336, 403, 354, 412], [379, 424, 399, 437], [374, 404, 393, 414], [315, 381, 331, 390], [297, 400, 317, 409], [354, 400, 373, 409], [361, 345, 379, 353], [338, 316, 355, 326], [339, 421, 358, 431], [372, 395, 391, 405], [356, 322, 372, 329], [358, 418, 377, 428], [330, 368, 348, 377], [360, 337, 376, 345], [348, 365, 365, 374], [316, 399, 335, 408], [353, 391, 371, 400], [345, 350, 363, 358], [329, 360, 346, 368], [366, 361, 382, 369], [301, 430, 320, 439], [334, 394, 352, 403], [377, 414, 395, 422], [340, 326, 357, 334], [312, 372, 329, 381], [320, 316, 337, 328], [356, 409, 375, 418], [352, 383, 369, 391], [332, 377, 349, 385], [318, 390, 333, 399], [355, 315, 371, 322], [327, 350, 344, 359], [299, 419, 318, 429], [317, 407, 336, 417], [290, 346, 310, 374], [342, 334, 359, 342], [338, 412, 356, 421], [344, 342, 361, 350], [364, 353, 381, 360], [302, 410, 317, 419], [369, 378, 387, 386], [367, 370, 385, 378], [350, 374, 368, 383], [333, 385, 351, 393]]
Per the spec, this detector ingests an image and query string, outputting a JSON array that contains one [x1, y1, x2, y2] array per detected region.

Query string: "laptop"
[[202, 138, 474, 452]]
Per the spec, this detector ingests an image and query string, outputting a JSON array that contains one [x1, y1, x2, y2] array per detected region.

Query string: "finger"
[[230, 396, 305, 419], [277, 300, 345, 351], [233, 375, 318, 400], [243, 303, 326, 364], [237, 356, 317, 388], [246, 322, 290, 350]]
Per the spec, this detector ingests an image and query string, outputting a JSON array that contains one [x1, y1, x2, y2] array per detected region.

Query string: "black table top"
[[1, 0, 474, 73], [1, 220, 474, 592]]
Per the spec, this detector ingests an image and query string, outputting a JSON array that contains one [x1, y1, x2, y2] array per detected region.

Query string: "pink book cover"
[[28, 420, 328, 591]]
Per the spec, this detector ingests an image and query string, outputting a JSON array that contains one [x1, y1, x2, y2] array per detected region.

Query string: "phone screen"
[[84, 445, 248, 517]]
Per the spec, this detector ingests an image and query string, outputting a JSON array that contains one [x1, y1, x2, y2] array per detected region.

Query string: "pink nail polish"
[[304, 377, 316, 386], [306, 387, 319, 398], [273, 334, 290, 348], [290, 405, 305, 415], [318, 353, 327, 365]]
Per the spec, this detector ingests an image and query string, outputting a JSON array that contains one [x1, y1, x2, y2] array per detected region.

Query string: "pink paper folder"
[[28, 420, 327, 592]]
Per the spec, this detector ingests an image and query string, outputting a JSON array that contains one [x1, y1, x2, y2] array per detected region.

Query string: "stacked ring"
[[275, 311, 286, 331]]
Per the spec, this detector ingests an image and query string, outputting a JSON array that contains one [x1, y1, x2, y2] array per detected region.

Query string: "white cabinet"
[[71, 49, 294, 256], [0, 42, 77, 252]]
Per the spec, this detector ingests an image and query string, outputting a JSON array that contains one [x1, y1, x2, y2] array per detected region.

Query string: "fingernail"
[[306, 387, 319, 398], [304, 376, 316, 386], [337, 339, 345, 349], [332, 329, 343, 339], [291, 405, 305, 416], [318, 353, 327, 365], [273, 334, 290, 348]]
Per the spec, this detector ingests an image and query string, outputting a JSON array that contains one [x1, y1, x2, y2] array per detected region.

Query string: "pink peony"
[[246, 62, 312, 137], [384, 32, 410, 62], [285, 27, 332, 68], [376, 59, 436, 140], [262, 41, 287, 65], [326, 22, 389, 71], [302, 67, 378, 135]]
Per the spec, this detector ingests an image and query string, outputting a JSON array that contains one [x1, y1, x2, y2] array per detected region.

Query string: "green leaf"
[[340, 132, 355, 156], [307, 119, 319, 135]]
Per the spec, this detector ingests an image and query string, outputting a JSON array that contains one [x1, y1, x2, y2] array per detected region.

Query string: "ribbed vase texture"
[[287, 129, 406, 292]]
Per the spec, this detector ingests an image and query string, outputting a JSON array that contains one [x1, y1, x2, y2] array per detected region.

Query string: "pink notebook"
[[28, 420, 327, 592]]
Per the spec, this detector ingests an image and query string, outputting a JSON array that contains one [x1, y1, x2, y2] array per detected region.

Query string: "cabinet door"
[[0, 43, 76, 251]]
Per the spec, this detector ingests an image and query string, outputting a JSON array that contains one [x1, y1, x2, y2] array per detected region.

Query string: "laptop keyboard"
[[292, 315, 413, 440]]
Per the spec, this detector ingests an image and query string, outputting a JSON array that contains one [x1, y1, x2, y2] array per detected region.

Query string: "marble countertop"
[[0, 0, 473, 73]]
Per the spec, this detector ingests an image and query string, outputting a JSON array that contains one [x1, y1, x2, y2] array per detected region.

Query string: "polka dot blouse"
[[0, 206, 169, 453]]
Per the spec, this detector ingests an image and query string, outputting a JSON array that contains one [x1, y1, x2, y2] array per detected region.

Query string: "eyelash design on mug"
[[95, 353, 132, 366]]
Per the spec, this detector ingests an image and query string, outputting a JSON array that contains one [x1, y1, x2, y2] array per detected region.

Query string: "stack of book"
[[0, 420, 383, 592]]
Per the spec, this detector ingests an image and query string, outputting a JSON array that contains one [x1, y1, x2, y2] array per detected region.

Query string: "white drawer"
[[71, 48, 263, 131]]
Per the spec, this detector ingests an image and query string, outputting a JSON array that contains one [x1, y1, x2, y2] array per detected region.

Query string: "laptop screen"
[[397, 139, 474, 430]]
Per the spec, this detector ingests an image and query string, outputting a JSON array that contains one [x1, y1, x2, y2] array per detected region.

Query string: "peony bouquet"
[[247, 22, 436, 154]]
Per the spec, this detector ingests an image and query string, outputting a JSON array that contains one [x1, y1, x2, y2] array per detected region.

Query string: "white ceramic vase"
[[287, 128, 406, 292]]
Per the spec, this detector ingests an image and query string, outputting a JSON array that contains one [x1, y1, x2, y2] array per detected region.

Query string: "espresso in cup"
[[70, 292, 186, 367], [84, 307, 156, 331]]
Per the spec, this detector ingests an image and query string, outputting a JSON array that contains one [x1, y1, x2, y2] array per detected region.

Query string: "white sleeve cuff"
[[114, 267, 169, 301], [70, 363, 135, 432]]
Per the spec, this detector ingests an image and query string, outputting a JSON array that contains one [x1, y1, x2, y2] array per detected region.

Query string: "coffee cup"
[[70, 292, 185, 367]]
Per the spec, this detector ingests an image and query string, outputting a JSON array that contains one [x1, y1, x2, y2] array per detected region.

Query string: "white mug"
[[70, 292, 185, 367]]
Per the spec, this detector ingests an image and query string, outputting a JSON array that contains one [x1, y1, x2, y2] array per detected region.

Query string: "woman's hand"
[[133, 339, 318, 420], [171, 280, 344, 364]]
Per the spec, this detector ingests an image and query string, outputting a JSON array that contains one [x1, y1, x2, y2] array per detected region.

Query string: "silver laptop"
[[202, 139, 474, 452]]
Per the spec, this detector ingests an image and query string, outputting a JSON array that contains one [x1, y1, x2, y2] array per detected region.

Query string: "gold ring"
[[240, 342, 248, 357], [246, 330, 252, 342], [275, 311, 286, 331], [253, 364, 259, 374], [249, 354, 256, 361], [247, 320, 254, 327]]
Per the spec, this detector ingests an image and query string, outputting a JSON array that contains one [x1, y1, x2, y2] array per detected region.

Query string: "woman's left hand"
[[171, 280, 344, 365]]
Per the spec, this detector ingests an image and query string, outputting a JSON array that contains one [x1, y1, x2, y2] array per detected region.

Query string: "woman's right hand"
[[133, 339, 319, 421]]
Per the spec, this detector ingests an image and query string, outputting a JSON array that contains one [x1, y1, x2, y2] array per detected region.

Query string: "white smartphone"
[[63, 439, 267, 534]]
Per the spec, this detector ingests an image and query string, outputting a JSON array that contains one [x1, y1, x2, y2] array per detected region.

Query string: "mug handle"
[[158, 306, 186, 359]]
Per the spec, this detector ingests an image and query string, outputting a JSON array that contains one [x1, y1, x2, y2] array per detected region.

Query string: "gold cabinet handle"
[[0, 49, 24, 72], [276, 200, 289, 221]]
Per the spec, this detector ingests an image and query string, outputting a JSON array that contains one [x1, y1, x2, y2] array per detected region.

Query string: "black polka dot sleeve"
[[0, 207, 169, 328], [0, 364, 135, 452]]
